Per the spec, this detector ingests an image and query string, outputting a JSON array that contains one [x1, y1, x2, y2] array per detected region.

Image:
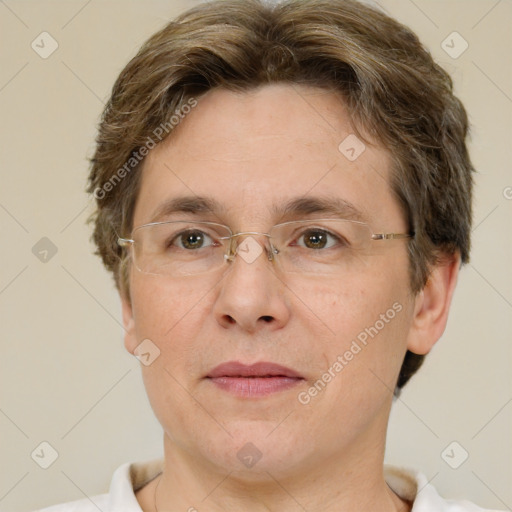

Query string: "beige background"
[[0, 0, 511, 510]]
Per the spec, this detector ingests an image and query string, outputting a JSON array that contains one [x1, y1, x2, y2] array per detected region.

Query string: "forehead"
[[133, 84, 404, 230]]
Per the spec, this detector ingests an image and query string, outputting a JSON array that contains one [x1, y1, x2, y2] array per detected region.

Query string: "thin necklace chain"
[[153, 473, 162, 512]]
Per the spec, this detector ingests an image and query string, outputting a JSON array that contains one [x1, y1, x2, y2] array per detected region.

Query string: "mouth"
[[206, 361, 304, 398]]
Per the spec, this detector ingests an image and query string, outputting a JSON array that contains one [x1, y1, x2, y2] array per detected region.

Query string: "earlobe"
[[406, 252, 461, 355], [121, 292, 138, 354]]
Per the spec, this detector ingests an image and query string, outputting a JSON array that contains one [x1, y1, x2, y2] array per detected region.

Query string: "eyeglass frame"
[[117, 218, 414, 275]]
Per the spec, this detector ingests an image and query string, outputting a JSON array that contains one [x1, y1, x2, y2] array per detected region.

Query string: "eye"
[[293, 228, 344, 250], [170, 229, 216, 250]]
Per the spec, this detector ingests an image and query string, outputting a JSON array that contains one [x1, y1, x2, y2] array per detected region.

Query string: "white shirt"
[[36, 459, 504, 512]]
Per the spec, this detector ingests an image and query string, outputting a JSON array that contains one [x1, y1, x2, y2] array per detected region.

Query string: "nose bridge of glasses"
[[223, 231, 275, 263]]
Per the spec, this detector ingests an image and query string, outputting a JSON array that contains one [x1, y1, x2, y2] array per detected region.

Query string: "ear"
[[120, 290, 138, 355], [406, 252, 461, 355]]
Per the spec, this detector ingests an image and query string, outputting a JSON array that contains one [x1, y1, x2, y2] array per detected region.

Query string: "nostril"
[[224, 315, 236, 324], [261, 315, 273, 323]]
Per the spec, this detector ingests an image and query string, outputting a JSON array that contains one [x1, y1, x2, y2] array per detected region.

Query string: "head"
[[87, 0, 473, 479]]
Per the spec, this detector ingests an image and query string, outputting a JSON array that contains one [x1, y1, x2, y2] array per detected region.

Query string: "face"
[[122, 84, 419, 480]]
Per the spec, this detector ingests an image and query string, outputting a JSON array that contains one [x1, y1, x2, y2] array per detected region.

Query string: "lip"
[[207, 361, 303, 379], [206, 361, 304, 398]]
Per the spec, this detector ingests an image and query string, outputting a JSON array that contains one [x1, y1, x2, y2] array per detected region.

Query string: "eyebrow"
[[148, 195, 365, 224], [149, 196, 226, 223], [273, 196, 365, 223]]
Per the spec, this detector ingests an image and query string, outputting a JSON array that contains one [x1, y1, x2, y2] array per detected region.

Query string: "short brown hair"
[[87, 0, 474, 390]]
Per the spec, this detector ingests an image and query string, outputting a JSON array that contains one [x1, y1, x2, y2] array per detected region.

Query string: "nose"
[[213, 234, 291, 333]]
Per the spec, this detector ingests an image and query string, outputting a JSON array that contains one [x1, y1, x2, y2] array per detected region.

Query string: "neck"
[[147, 430, 410, 512]]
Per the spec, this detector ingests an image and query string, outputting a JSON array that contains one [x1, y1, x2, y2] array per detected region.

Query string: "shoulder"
[[34, 459, 164, 512], [36, 494, 109, 512], [384, 466, 506, 512]]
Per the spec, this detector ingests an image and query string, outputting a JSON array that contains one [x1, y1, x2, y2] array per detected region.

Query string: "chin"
[[198, 420, 315, 479]]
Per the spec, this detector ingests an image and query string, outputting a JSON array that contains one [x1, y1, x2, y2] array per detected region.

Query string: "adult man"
[[41, 0, 502, 510]]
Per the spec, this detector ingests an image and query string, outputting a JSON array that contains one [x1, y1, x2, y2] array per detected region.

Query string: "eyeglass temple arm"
[[372, 233, 413, 240]]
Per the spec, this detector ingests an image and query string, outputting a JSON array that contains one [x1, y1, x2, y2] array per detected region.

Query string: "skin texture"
[[121, 84, 460, 512]]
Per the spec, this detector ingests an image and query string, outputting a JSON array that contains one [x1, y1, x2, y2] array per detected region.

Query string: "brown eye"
[[302, 230, 328, 249], [172, 230, 213, 250], [296, 229, 341, 250]]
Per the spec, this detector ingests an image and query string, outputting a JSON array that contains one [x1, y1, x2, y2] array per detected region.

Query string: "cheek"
[[129, 274, 217, 386], [130, 275, 207, 339], [129, 276, 213, 434], [312, 263, 413, 389], [289, 272, 397, 340]]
